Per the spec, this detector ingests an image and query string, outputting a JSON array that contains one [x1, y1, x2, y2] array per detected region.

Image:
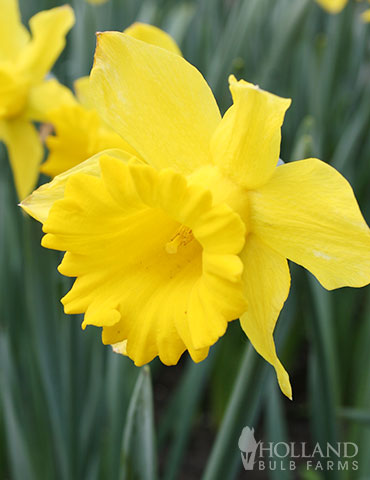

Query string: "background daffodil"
[[85, 0, 109, 5], [22, 32, 370, 399], [40, 23, 180, 178], [315, 0, 348, 13], [40, 77, 135, 178], [316, 0, 370, 19], [0, 0, 74, 199]]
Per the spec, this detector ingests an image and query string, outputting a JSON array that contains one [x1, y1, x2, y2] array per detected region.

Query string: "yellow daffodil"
[[361, 0, 370, 21], [40, 77, 135, 178], [124, 23, 182, 56], [85, 0, 109, 4], [362, 8, 370, 20], [315, 0, 348, 13], [21, 32, 370, 399], [41, 23, 180, 178], [316, 0, 370, 19], [0, 0, 75, 199]]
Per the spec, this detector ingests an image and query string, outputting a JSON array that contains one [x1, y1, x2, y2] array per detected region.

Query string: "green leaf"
[[160, 354, 215, 480], [121, 366, 157, 480], [264, 377, 292, 480], [0, 335, 35, 480], [201, 343, 267, 480]]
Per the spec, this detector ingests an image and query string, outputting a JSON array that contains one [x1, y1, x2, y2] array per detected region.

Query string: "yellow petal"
[[315, 0, 348, 13], [124, 22, 182, 56], [26, 78, 76, 122], [90, 32, 221, 173], [20, 148, 133, 223], [19, 5, 75, 83], [361, 8, 370, 22], [42, 157, 246, 365], [41, 103, 138, 178], [239, 235, 292, 399], [0, 65, 29, 118], [250, 159, 370, 290], [0, 117, 42, 199], [85, 0, 108, 4], [0, 0, 29, 61], [211, 75, 291, 190], [74, 76, 93, 109]]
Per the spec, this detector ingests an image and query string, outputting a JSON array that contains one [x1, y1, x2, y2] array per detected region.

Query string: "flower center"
[[165, 225, 194, 254]]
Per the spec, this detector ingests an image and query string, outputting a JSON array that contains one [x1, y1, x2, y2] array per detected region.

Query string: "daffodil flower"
[[316, 0, 370, 20], [315, 0, 348, 13], [0, 0, 74, 199], [85, 0, 109, 5], [40, 77, 136, 178], [21, 32, 370, 399], [40, 23, 180, 178]]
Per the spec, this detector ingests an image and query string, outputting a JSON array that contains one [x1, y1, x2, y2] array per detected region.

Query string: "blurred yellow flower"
[[0, 0, 74, 199], [41, 23, 180, 178], [361, 5, 370, 21], [315, 0, 348, 13], [85, 0, 109, 4], [22, 33, 370, 399], [41, 78, 135, 178], [316, 0, 370, 19]]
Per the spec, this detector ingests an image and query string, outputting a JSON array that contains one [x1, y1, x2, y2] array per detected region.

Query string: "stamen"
[[165, 225, 193, 254]]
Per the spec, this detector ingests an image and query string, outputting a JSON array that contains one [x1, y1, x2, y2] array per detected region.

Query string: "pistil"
[[165, 225, 193, 254]]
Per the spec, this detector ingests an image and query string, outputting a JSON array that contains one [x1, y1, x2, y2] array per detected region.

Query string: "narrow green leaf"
[[0, 335, 35, 480], [160, 354, 215, 480], [265, 377, 292, 480], [121, 366, 157, 480], [307, 276, 340, 480], [201, 343, 267, 480], [337, 408, 370, 425]]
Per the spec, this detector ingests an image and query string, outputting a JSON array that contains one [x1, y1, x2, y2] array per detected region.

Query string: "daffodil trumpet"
[[21, 31, 370, 399]]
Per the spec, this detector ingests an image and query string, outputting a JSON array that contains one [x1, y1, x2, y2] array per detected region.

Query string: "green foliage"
[[1, 0, 370, 479]]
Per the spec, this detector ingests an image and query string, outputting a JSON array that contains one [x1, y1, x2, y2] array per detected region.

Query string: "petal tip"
[[55, 4, 75, 26]]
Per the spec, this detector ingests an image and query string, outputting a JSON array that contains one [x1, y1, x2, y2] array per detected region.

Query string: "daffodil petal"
[[0, 65, 28, 118], [0, 0, 29, 61], [239, 234, 292, 399], [90, 31, 221, 173], [40, 104, 137, 178], [42, 157, 246, 365], [315, 0, 348, 14], [74, 76, 92, 109], [124, 22, 182, 56], [0, 118, 42, 200], [19, 5, 75, 83], [361, 8, 370, 22], [211, 76, 291, 190], [250, 159, 370, 290], [86, 0, 108, 4], [26, 78, 76, 122], [20, 148, 133, 223]]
